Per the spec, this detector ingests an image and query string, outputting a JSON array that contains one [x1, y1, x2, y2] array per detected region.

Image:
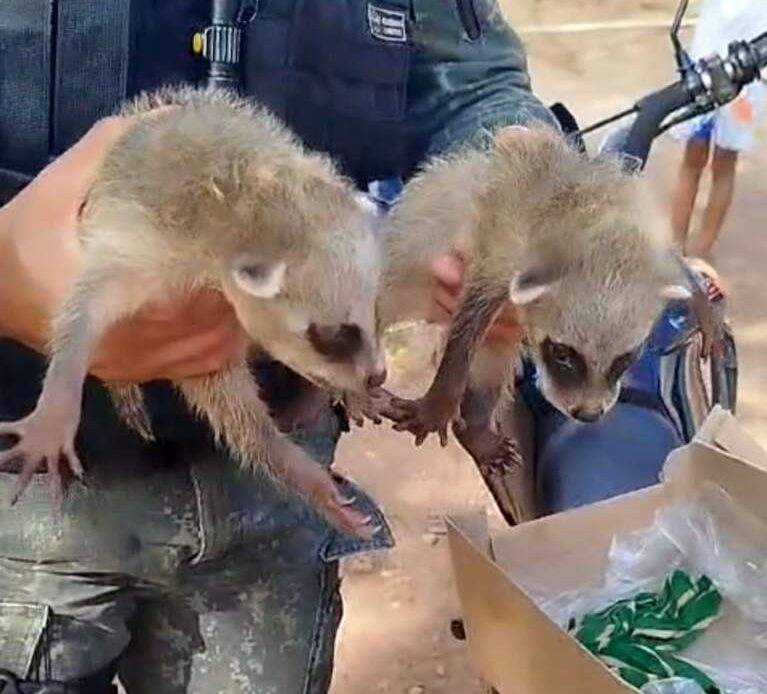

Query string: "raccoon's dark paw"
[[0, 415, 84, 509], [452, 423, 523, 476], [477, 435, 523, 476], [342, 389, 393, 428], [387, 394, 462, 447]]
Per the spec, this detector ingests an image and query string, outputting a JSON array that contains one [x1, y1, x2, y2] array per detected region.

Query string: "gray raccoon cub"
[[369, 124, 696, 476], [0, 86, 385, 537]]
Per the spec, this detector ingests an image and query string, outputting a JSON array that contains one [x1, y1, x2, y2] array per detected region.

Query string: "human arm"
[[428, 249, 525, 345], [0, 117, 240, 384]]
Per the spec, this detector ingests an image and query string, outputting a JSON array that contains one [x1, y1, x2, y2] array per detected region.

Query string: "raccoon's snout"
[[356, 359, 387, 391], [570, 405, 605, 423], [365, 368, 387, 389]]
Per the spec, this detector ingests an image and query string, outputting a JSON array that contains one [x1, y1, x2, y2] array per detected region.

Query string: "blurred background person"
[[670, 0, 767, 261]]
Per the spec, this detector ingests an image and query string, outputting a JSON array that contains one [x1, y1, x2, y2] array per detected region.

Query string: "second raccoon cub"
[[374, 124, 694, 471], [0, 86, 384, 536]]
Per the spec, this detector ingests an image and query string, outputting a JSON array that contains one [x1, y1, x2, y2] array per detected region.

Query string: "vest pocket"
[[242, 0, 413, 181], [288, 0, 411, 118], [0, 601, 50, 679]]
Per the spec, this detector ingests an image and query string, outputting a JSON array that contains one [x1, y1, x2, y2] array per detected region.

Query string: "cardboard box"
[[446, 406, 767, 694]]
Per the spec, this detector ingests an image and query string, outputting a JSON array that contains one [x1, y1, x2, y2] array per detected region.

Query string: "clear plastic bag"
[[641, 679, 707, 694], [522, 482, 767, 694], [643, 678, 764, 694], [656, 483, 767, 631]]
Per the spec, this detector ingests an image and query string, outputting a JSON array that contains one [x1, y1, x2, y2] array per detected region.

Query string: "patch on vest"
[[367, 4, 408, 43]]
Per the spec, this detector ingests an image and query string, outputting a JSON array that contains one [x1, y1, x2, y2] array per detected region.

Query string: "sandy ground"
[[328, 2, 767, 693]]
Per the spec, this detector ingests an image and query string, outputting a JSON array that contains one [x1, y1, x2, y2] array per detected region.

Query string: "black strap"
[[549, 101, 586, 153], [52, 0, 131, 156]]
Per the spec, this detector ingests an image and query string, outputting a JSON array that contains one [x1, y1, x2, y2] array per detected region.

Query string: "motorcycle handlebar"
[[619, 32, 767, 167]]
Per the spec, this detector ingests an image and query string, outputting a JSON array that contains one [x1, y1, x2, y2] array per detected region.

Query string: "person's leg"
[[694, 145, 738, 260], [0, 340, 205, 691], [535, 402, 683, 514], [670, 136, 711, 253], [0, 457, 202, 690], [119, 549, 346, 694]]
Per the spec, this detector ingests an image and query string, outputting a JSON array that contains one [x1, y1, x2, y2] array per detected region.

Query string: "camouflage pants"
[[0, 396, 392, 694]]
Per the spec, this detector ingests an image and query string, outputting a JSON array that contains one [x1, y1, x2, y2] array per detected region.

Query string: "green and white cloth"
[[570, 570, 724, 693]]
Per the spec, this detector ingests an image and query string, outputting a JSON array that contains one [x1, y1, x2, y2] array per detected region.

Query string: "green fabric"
[[571, 570, 724, 693]]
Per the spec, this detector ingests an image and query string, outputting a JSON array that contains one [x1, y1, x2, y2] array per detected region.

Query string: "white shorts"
[[670, 81, 767, 152]]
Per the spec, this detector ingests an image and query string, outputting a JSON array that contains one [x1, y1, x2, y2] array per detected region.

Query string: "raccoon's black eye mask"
[[605, 348, 640, 385], [541, 339, 587, 387], [307, 323, 363, 361], [542, 338, 640, 389]]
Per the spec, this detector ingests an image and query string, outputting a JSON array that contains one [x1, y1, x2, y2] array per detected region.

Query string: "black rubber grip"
[[621, 82, 690, 169]]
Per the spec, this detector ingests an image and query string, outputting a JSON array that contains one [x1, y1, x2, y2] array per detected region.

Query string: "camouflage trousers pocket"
[[0, 602, 50, 679]]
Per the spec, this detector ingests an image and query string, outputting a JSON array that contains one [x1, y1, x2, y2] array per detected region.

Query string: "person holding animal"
[[0, 1, 553, 691], [0, 0, 715, 691]]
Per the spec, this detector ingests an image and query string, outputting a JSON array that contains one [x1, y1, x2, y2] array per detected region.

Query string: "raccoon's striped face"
[[537, 338, 641, 422], [234, 201, 385, 394]]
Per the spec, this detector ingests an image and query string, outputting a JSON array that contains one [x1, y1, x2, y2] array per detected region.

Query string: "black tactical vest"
[[0, 0, 412, 202]]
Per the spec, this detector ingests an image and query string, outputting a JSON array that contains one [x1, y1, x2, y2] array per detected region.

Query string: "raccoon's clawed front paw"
[[452, 423, 523, 476], [0, 413, 84, 509], [387, 393, 462, 447], [342, 389, 394, 428], [478, 435, 523, 476], [283, 449, 377, 538]]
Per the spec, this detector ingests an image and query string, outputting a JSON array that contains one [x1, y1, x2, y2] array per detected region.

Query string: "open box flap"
[[445, 410, 767, 694], [662, 440, 767, 526], [693, 406, 767, 470], [446, 516, 635, 694]]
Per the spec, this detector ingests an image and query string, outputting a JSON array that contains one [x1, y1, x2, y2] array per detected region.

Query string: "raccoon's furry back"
[[118, 84, 272, 123], [377, 147, 491, 326], [85, 84, 360, 270], [113, 85, 308, 165], [378, 123, 675, 327]]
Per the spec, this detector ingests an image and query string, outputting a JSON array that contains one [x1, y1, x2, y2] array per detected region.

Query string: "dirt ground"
[[328, 2, 767, 693]]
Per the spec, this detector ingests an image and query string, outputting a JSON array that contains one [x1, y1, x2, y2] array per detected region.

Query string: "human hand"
[[0, 117, 241, 383], [428, 248, 525, 345]]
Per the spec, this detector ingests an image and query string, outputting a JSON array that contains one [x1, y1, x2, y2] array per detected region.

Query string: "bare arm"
[[0, 118, 240, 383]]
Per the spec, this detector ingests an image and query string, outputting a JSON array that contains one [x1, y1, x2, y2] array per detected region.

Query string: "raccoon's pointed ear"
[[509, 264, 564, 305], [231, 257, 287, 299], [659, 283, 693, 301]]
